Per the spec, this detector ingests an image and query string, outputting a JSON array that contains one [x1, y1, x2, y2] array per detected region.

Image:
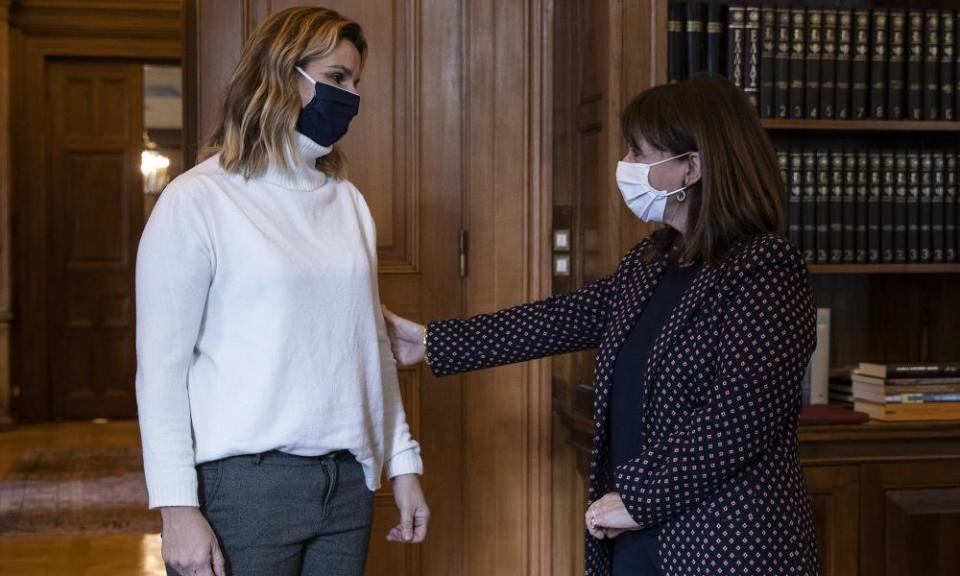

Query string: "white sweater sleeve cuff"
[[385, 448, 424, 479], [147, 476, 200, 510]]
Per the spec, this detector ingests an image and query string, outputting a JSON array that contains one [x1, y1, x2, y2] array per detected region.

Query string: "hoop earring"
[[676, 190, 687, 203]]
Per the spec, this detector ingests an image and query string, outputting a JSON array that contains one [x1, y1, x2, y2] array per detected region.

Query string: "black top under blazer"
[[426, 233, 820, 576]]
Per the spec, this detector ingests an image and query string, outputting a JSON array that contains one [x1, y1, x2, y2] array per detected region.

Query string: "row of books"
[[848, 362, 960, 422], [777, 148, 960, 264], [668, 3, 960, 120]]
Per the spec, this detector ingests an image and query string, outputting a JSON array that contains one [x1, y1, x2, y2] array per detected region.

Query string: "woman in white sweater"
[[136, 7, 428, 576]]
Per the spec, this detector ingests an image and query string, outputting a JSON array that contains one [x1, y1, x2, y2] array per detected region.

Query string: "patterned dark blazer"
[[426, 233, 820, 576]]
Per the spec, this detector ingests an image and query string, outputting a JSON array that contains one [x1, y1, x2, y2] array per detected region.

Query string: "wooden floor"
[[0, 420, 166, 576]]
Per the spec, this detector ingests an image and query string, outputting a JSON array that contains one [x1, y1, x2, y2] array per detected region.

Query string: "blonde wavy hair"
[[206, 7, 366, 180]]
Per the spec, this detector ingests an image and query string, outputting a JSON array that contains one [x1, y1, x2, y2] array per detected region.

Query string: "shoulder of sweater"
[[337, 179, 375, 220], [160, 155, 231, 201]]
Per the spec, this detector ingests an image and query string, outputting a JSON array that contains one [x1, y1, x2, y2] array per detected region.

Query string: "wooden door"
[[45, 60, 145, 420], [187, 3, 464, 575]]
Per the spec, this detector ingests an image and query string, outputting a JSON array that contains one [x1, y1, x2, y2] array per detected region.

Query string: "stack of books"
[[828, 372, 854, 408], [777, 148, 959, 265], [852, 362, 960, 421], [668, 3, 960, 121]]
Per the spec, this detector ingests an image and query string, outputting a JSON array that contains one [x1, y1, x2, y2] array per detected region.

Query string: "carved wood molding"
[[10, 0, 181, 38], [0, 0, 11, 428]]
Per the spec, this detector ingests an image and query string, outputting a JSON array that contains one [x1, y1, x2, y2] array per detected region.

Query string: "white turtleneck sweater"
[[136, 134, 422, 509]]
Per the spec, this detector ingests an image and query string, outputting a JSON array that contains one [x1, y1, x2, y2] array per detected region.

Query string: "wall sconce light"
[[141, 134, 171, 195]]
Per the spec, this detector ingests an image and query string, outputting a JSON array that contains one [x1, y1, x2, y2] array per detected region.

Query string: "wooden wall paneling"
[[0, 0, 12, 429], [184, 0, 244, 163], [11, 32, 179, 423], [618, 0, 668, 253], [861, 461, 960, 576], [803, 466, 859, 576], [549, 1, 663, 574], [530, 0, 554, 573], [464, 0, 537, 573]]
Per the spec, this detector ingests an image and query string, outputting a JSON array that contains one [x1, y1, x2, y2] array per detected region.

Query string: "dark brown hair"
[[206, 7, 367, 180], [620, 73, 785, 264]]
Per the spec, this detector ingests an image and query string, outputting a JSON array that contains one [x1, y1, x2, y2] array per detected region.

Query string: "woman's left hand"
[[585, 492, 641, 540], [387, 474, 430, 543]]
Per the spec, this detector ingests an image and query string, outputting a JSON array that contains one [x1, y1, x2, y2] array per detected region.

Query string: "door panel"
[[803, 466, 859, 576], [187, 3, 464, 574], [862, 461, 960, 576], [46, 60, 144, 420]]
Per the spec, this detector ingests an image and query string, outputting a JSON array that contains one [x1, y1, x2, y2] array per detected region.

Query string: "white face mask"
[[616, 151, 693, 223]]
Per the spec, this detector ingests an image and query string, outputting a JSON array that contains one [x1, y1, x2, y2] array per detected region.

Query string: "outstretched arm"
[[384, 274, 616, 376]]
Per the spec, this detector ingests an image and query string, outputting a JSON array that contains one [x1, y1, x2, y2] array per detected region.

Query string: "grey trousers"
[[166, 450, 374, 576]]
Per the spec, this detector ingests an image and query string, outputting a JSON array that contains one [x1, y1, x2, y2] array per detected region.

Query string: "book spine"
[[933, 152, 946, 262], [947, 152, 958, 262], [811, 308, 831, 405], [775, 9, 791, 118], [686, 1, 705, 78], [852, 11, 871, 119], [668, 2, 687, 83], [728, 6, 746, 91], [821, 10, 838, 119], [844, 152, 858, 263], [830, 151, 844, 263], [919, 152, 934, 263], [907, 152, 921, 262], [887, 392, 960, 404], [789, 151, 803, 251], [744, 6, 761, 110], [868, 152, 882, 263], [870, 9, 888, 119], [790, 9, 807, 119], [856, 152, 869, 263], [881, 152, 896, 262], [760, 7, 776, 117], [921, 152, 934, 262], [803, 150, 818, 262], [907, 11, 924, 120], [879, 365, 960, 378], [817, 152, 831, 263], [888, 10, 907, 120], [895, 152, 909, 263], [885, 383, 960, 394], [942, 10, 955, 120], [806, 9, 823, 118], [835, 11, 853, 119], [924, 10, 940, 119], [956, 12, 960, 121], [706, 3, 726, 74]]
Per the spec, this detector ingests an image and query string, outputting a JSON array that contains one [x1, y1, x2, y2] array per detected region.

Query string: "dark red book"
[[799, 404, 870, 426]]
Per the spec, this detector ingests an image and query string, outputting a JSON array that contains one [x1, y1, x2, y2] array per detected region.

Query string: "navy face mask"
[[295, 66, 360, 147]]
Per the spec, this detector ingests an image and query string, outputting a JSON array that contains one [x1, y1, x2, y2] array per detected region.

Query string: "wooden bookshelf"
[[807, 263, 960, 274], [762, 119, 960, 132]]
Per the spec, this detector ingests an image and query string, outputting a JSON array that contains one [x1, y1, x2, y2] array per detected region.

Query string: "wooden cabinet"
[[803, 422, 960, 576], [556, 411, 960, 576]]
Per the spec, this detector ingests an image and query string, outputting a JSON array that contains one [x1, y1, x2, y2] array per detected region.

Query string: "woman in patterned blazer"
[[383, 74, 820, 576]]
